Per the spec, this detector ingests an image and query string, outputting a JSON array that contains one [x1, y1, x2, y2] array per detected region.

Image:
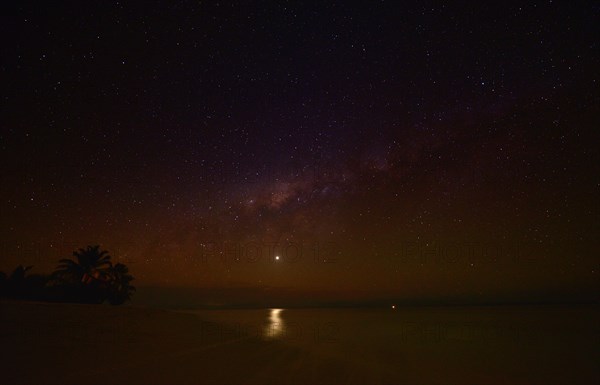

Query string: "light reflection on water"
[[264, 308, 284, 339], [189, 306, 598, 383]]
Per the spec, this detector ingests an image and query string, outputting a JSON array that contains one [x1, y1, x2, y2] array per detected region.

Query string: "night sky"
[[1, 1, 598, 304]]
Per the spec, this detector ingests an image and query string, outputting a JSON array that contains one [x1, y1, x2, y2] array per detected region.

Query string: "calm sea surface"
[[189, 305, 599, 384]]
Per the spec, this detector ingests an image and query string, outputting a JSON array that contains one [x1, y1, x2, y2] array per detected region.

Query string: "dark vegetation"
[[0, 245, 135, 305]]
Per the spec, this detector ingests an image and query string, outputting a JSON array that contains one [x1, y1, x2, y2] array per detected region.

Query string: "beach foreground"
[[1, 301, 598, 384], [0, 301, 365, 384]]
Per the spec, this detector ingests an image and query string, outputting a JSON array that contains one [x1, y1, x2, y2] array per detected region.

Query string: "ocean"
[[189, 304, 599, 384]]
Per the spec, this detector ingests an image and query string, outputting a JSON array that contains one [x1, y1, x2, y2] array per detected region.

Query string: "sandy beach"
[[1, 301, 598, 384], [0, 301, 365, 384]]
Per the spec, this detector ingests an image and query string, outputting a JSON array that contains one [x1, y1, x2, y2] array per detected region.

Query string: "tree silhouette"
[[1, 245, 135, 305], [51, 245, 113, 303], [54, 245, 112, 284], [107, 263, 136, 305], [7, 265, 32, 297], [0, 265, 49, 300]]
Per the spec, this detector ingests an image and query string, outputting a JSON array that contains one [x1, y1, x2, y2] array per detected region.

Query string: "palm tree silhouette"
[[54, 245, 112, 284], [44, 245, 136, 304], [107, 263, 136, 305]]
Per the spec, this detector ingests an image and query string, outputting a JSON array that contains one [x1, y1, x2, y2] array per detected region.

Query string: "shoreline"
[[0, 300, 360, 384], [1, 300, 598, 384]]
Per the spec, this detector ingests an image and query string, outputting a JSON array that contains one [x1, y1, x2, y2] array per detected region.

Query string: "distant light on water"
[[264, 308, 284, 339]]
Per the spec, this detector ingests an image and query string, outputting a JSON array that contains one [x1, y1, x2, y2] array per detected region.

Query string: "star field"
[[1, 1, 598, 303]]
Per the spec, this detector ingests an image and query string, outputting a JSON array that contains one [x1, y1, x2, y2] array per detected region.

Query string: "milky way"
[[1, 1, 598, 303]]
